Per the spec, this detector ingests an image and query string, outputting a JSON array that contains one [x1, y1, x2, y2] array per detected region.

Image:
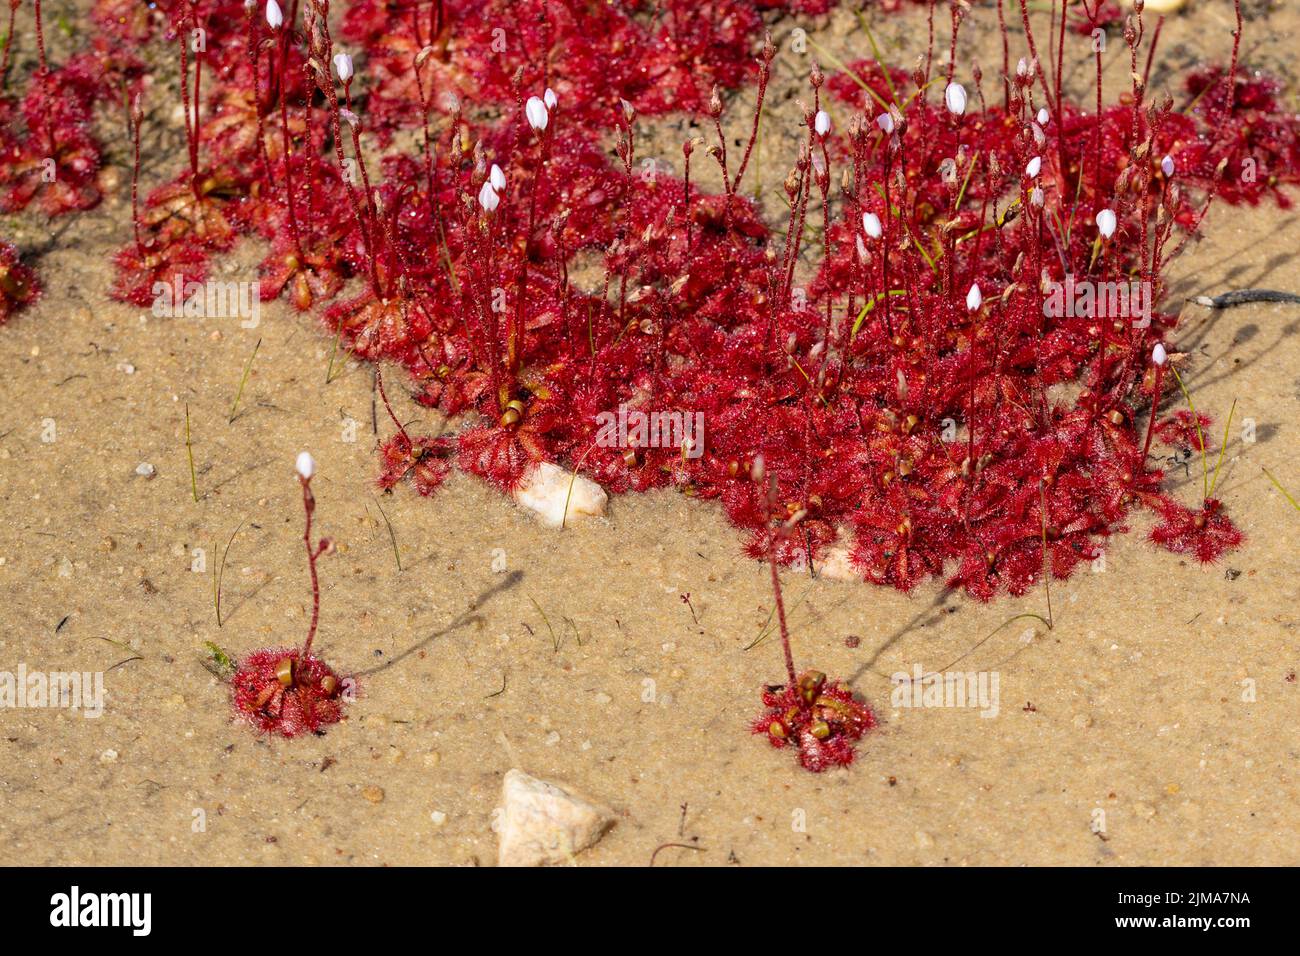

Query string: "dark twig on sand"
[[649, 842, 706, 867], [1191, 289, 1300, 309]]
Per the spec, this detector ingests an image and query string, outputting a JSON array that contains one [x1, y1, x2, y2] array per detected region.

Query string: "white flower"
[[814, 109, 831, 136], [1030, 186, 1044, 207], [1161, 155, 1175, 177], [332, 53, 353, 82], [1025, 156, 1042, 178], [1096, 208, 1117, 239], [525, 95, 549, 131], [295, 451, 315, 480], [478, 180, 500, 212], [265, 0, 283, 29], [543, 87, 558, 110], [945, 82, 967, 115], [966, 282, 982, 312], [855, 235, 867, 262], [862, 212, 882, 239], [489, 163, 506, 192], [1152, 343, 1168, 366], [1016, 58, 1030, 78], [1036, 107, 1049, 126], [877, 112, 894, 134]]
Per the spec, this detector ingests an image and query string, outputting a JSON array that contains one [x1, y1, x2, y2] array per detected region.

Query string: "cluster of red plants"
[[0, 0, 122, 217], [1, 0, 1286, 762]]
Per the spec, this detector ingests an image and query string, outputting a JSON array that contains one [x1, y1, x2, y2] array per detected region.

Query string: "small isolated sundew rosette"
[[229, 452, 350, 737]]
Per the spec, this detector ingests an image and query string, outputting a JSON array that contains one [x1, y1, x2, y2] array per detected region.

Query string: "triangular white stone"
[[497, 769, 614, 866]]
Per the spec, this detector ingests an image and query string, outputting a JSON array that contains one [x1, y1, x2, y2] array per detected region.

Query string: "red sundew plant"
[[750, 458, 876, 771], [1174, 65, 1300, 209], [230, 452, 349, 737], [1154, 407, 1212, 453], [0, 1, 104, 215], [0, 239, 39, 324], [375, 368, 456, 496]]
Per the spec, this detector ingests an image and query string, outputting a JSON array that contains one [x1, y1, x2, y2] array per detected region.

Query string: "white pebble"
[[817, 544, 859, 581], [496, 769, 614, 867], [512, 462, 607, 528]]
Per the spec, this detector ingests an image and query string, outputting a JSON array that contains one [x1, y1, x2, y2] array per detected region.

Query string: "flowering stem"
[[511, 127, 551, 376], [129, 94, 144, 256], [299, 474, 322, 659], [1141, 362, 1166, 461], [247, 10, 274, 187], [193, 12, 204, 181], [33, 0, 47, 73], [1169, 365, 1208, 502], [375, 368, 411, 444], [0, 1, 18, 89], [682, 139, 694, 252], [768, 532, 797, 689], [275, 26, 305, 258]]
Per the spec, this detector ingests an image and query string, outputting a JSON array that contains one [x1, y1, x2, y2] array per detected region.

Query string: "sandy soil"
[[2, 1, 1298, 866]]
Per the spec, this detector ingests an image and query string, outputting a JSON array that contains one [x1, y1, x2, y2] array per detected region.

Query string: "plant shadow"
[[356, 569, 524, 678]]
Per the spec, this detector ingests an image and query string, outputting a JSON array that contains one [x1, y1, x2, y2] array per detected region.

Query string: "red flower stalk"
[[1, 1, 18, 88], [295, 452, 328, 659], [1141, 343, 1168, 462], [128, 93, 145, 256]]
